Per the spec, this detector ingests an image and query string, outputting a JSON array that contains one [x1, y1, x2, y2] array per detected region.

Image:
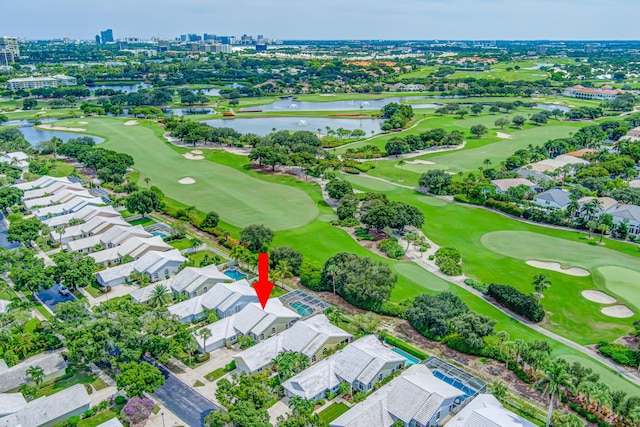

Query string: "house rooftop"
[[0, 393, 27, 416], [167, 265, 230, 294], [491, 178, 535, 192], [0, 383, 90, 427], [98, 249, 186, 286], [607, 204, 640, 222], [444, 394, 537, 427], [0, 352, 67, 393], [534, 189, 572, 207], [578, 196, 619, 211], [330, 364, 465, 427]]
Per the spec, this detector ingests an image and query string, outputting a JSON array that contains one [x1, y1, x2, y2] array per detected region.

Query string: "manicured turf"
[[318, 403, 350, 425], [394, 263, 451, 294], [595, 266, 640, 311], [52, 117, 318, 231]]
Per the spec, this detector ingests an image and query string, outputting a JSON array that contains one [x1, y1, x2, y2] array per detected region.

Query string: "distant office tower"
[[255, 44, 267, 52], [95, 35, 101, 44], [180, 34, 187, 41], [100, 29, 114, 44], [0, 36, 19, 65], [585, 44, 593, 54], [188, 34, 201, 42]]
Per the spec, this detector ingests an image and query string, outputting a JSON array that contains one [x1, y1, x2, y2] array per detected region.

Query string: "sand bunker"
[[124, 120, 139, 126], [496, 132, 512, 139], [406, 160, 435, 165], [183, 153, 204, 160], [601, 305, 635, 318], [191, 150, 203, 154], [178, 177, 196, 184], [78, 121, 89, 125], [526, 260, 590, 277], [582, 290, 617, 304], [37, 124, 86, 132]]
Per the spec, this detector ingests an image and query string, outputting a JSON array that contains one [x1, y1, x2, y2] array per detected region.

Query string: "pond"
[[0, 119, 104, 146], [193, 88, 221, 96], [87, 83, 152, 93], [242, 96, 440, 112], [200, 117, 383, 136], [535, 103, 571, 113]]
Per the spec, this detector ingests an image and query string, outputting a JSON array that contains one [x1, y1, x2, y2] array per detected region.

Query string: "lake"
[[0, 119, 104, 146], [242, 96, 440, 112], [201, 117, 383, 136], [535, 104, 571, 113]]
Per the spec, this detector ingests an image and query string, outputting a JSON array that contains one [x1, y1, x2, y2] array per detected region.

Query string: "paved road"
[[0, 213, 21, 250], [147, 359, 218, 427]]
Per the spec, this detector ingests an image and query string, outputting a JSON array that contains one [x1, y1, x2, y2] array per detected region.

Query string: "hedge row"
[[379, 332, 428, 360], [487, 283, 545, 323]]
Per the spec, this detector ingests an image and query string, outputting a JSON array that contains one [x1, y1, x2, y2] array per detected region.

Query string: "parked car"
[[58, 285, 70, 296]]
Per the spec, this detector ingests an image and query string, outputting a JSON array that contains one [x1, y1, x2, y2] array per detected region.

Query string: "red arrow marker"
[[254, 252, 274, 309]]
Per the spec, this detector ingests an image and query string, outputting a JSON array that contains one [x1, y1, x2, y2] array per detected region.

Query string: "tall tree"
[[537, 358, 574, 427]]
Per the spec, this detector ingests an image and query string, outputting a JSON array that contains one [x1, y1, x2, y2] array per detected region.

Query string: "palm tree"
[[585, 220, 597, 239], [533, 273, 552, 298], [325, 263, 339, 294], [497, 331, 510, 356], [190, 238, 203, 252], [578, 381, 597, 407], [26, 365, 44, 386], [398, 159, 405, 182], [149, 284, 170, 307], [592, 382, 612, 415], [504, 341, 517, 368], [537, 358, 574, 427], [184, 337, 198, 365], [197, 327, 213, 355], [144, 177, 151, 189], [271, 260, 293, 283], [492, 381, 508, 402]]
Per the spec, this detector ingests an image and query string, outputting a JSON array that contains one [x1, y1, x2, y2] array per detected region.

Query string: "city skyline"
[[4, 0, 640, 41]]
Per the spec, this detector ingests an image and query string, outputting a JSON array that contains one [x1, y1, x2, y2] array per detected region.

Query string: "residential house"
[[42, 205, 121, 230], [0, 353, 67, 393], [23, 187, 95, 210], [97, 249, 187, 287], [53, 215, 130, 244], [577, 196, 619, 220], [22, 182, 84, 201], [89, 235, 172, 267], [95, 419, 125, 427], [491, 178, 536, 194], [622, 126, 640, 141], [527, 155, 589, 173], [166, 278, 257, 322], [0, 299, 9, 314], [514, 168, 553, 183], [13, 176, 71, 192], [65, 224, 150, 254], [165, 265, 231, 298], [282, 335, 406, 401], [0, 393, 26, 417], [0, 383, 90, 427], [33, 196, 106, 220], [330, 364, 466, 427], [192, 298, 300, 351], [0, 151, 29, 171], [444, 394, 537, 427], [564, 148, 597, 158], [607, 204, 640, 238], [234, 314, 353, 373], [532, 189, 572, 210]]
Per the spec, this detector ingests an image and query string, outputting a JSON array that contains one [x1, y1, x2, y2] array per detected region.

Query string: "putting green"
[[56, 118, 318, 231], [394, 263, 450, 294], [402, 162, 450, 174], [596, 266, 640, 311], [417, 195, 447, 207]]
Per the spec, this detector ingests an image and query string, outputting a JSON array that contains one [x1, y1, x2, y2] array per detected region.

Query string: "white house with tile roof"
[[0, 151, 29, 171], [234, 314, 352, 373], [97, 249, 187, 287], [444, 394, 536, 427], [0, 383, 90, 427], [166, 278, 258, 322], [23, 187, 96, 210], [66, 224, 151, 253], [0, 393, 26, 417], [607, 204, 640, 237], [533, 189, 572, 210], [0, 353, 67, 393], [282, 335, 406, 401], [89, 235, 172, 267], [53, 215, 130, 244], [165, 265, 231, 298], [42, 205, 121, 230], [490, 178, 536, 194], [33, 196, 105, 220], [13, 176, 71, 191], [330, 364, 465, 427], [192, 298, 300, 351]]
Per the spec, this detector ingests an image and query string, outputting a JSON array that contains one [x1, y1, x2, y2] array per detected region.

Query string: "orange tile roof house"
[[562, 84, 622, 100]]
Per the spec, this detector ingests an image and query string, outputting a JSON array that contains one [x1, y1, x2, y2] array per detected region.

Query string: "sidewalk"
[[144, 401, 188, 427]]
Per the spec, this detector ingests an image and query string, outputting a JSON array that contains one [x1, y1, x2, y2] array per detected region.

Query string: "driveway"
[[0, 213, 21, 250], [147, 359, 218, 427], [36, 283, 76, 311]]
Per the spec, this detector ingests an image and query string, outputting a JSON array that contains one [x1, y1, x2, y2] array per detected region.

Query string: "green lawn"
[[39, 369, 107, 397], [205, 368, 227, 382], [168, 238, 192, 251], [77, 411, 119, 427], [128, 217, 156, 227], [317, 403, 350, 425], [51, 117, 318, 231], [187, 250, 223, 267]]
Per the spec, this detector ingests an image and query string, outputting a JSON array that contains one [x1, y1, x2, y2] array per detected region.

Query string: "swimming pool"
[[151, 231, 167, 238], [224, 269, 247, 281], [290, 301, 314, 316], [432, 371, 476, 399], [391, 347, 421, 366]]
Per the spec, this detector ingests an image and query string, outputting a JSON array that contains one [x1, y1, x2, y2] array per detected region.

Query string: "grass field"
[[318, 403, 350, 425], [51, 117, 318, 231]]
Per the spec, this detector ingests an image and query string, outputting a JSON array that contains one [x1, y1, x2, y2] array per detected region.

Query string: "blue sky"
[[6, 0, 639, 40]]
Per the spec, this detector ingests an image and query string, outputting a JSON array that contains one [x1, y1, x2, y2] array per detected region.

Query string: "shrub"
[[598, 342, 639, 367], [464, 278, 488, 293], [377, 238, 405, 259], [114, 395, 127, 405], [344, 167, 360, 174], [435, 247, 462, 276], [485, 199, 524, 217], [354, 227, 376, 241], [337, 217, 359, 227], [379, 332, 427, 360], [195, 352, 211, 362], [377, 302, 408, 319], [299, 259, 322, 290], [487, 284, 545, 322]]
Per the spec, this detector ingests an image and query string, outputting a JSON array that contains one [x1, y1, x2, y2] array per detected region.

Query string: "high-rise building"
[[95, 35, 101, 44], [188, 34, 201, 42], [100, 29, 114, 44], [0, 36, 19, 66]]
